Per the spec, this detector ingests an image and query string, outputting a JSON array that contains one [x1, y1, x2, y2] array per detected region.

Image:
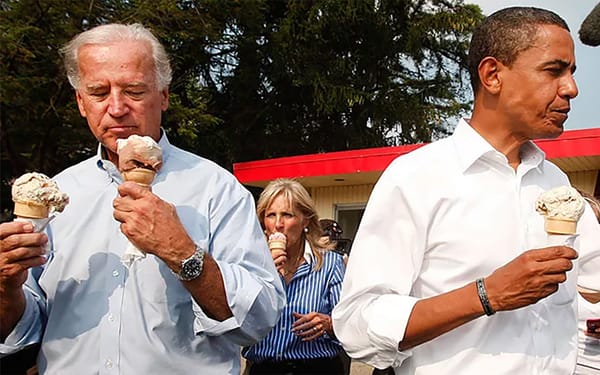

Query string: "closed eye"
[[126, 90, 145, 98]]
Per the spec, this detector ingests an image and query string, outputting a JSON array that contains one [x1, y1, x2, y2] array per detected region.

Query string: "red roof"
[[234, 128, 600, 187]]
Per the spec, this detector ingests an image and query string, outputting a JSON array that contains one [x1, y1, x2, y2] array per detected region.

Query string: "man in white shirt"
[[332, 7, 600, 374]]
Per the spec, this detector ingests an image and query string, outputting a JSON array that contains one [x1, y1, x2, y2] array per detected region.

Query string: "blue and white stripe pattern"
[[243, 245, 346, 362]]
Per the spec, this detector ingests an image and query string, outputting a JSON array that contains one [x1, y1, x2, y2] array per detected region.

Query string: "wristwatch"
[[176, 246, 205, 281]]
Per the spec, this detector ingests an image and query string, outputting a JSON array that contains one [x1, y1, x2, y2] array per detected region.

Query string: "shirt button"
[[105, 359, 113, 368], [108, 314, 115, 322], [112, 270, 119, 277]]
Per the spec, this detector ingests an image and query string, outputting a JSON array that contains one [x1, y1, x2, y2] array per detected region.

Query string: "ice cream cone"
[[13, 201, 50, 219], [544, 217, 577, 235], [268, 240, 287, 252], [122, 168, 156, 187], [11, 172, 69, 219]]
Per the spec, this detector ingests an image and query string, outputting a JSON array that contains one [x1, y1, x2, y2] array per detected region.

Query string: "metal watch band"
[[175, 246, 205, 281]]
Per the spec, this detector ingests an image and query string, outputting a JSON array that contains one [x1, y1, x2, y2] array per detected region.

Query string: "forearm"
[[182, 253, 233, 321], [400, 282, 484, 350], [0, 288, 26, 341]]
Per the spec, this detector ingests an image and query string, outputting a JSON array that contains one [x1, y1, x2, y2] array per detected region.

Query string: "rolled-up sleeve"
[[332, 161, 424, 369], [0, 282, 45, 355], [192, 184, 285, 346]]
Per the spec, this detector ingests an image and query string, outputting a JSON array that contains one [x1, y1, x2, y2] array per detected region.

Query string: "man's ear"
[[75, 91, 87, 118], [477, 56, 502, 95], [161, 88, 169, 111]]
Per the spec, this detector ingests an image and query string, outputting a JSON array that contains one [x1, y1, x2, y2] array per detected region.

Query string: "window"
[[335, 203, 365, 254]]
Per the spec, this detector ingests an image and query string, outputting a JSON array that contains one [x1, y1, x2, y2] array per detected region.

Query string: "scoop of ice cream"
[[116, 135, 163, 173], [536, 186, 585, 221], [268, 232, 287, 243], [12, 172, 69, 213]]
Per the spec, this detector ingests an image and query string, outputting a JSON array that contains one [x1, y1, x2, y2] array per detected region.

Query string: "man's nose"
[[559, 73, 578, 99], [107, 92, 129, 117]]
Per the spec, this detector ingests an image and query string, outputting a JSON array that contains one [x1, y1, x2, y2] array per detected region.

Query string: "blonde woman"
[[243, 179, 346, 375]]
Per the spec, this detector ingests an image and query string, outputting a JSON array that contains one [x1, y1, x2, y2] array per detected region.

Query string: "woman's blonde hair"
[[256, 179, 333, 271]]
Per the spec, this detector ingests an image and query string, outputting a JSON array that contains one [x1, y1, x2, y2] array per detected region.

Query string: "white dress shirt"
[[332, 119, 600, 374], [1, 133, 286, 374]]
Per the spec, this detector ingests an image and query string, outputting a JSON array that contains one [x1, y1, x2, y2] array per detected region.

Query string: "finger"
[[1, 245, 47, 263], [113, 194, 136, 213], [530, 246, 578, 261], [291, 321, 311, 332], [293, 326, 315, 337], [113, 207, 128, 224], [292, 318, 319, 333], [291, 312, 308, 326], [117, 181, 150, 198], [0, 221, 36, 238], [301, 327, 322, 341], [273, 253, 287, 264], [540, 257, 574, 275], [1, 232, 48, 253], [6, 255, 47, 271]]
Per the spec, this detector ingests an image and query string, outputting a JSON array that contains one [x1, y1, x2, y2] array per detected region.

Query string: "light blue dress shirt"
[[1, 134, 286, 374]]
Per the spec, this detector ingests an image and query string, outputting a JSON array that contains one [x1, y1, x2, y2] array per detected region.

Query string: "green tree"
[[217, 0, 482, 162], [1, 0, 483, 219]]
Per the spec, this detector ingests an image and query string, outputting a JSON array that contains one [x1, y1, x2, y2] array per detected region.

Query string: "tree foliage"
[[0, 0, 483, 218]]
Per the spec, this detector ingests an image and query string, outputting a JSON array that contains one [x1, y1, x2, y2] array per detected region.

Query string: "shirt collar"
[[452, 118, 545, 173], [303, 240, 315, 264], [519, 140, 545, 171]]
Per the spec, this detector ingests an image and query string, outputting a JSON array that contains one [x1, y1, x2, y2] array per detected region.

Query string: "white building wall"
[[310, 184, 374, 220]]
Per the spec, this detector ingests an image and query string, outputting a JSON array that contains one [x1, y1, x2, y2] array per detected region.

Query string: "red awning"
[[234, 128, 600, 187]]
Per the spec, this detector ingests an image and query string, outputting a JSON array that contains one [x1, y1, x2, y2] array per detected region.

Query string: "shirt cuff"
[[0, 292, 41, 355], [364, 294, 419, 368], [192, 262, 263, 336]]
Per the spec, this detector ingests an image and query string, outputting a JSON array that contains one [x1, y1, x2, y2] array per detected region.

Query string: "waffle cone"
[[122, 168, 156, 187], [268, 240, 286, 252], [545, 217, 577, 235], [13, 201, 49, 219]]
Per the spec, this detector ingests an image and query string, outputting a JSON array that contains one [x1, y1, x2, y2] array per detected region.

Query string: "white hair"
[[61, 23, 172, 91]]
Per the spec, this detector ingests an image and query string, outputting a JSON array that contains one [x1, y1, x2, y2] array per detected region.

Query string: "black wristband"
[[476, 278, 496, 316]]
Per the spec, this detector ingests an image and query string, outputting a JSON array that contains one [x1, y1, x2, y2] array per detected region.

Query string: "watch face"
[[179, 250, 204, 281], [182, 259, 202, 279]]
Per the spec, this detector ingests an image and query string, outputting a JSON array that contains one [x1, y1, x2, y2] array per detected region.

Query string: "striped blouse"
[[243, 242, 346, 362]]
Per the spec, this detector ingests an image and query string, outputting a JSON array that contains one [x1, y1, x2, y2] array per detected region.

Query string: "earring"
[[303, 227, 308, 233]]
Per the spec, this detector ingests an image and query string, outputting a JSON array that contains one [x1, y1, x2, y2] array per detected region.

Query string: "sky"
[[469, 0, 600, 130]]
